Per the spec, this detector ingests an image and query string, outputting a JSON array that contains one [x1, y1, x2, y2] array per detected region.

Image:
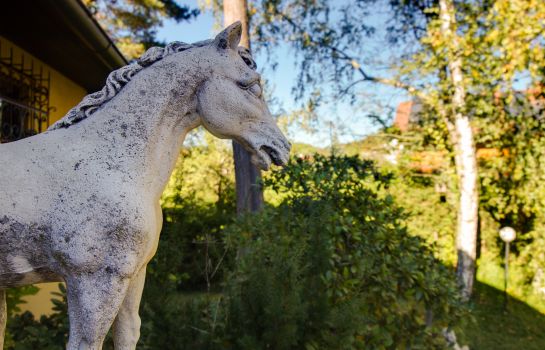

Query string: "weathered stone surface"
[[0, 22, 290, 350]]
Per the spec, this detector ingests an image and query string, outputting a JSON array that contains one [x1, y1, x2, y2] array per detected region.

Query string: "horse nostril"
[[272, 139, 291, 153]]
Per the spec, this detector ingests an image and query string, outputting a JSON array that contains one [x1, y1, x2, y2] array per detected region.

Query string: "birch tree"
[[437, 0, 478, 300], [248, 0, 545, 299]]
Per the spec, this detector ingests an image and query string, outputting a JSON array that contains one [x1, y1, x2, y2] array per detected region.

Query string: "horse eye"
[[248, 83, 262, 98], [242, 56, 254, 68]]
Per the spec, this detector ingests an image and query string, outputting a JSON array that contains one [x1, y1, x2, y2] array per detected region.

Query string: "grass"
[[459, 281, 545, 349], [172, 278, 545, 350]]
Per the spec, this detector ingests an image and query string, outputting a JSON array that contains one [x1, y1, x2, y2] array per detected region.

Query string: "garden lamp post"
[[499, 226, 516, 310]]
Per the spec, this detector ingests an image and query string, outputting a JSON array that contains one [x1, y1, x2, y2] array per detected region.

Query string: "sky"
[[156, 1, 410, 147]]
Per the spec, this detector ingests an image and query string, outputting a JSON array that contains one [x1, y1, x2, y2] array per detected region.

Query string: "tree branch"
[[275, 11, 431, 103]]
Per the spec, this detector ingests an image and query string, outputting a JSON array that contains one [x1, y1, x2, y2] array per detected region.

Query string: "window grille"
[[0, 40, 51, 143]]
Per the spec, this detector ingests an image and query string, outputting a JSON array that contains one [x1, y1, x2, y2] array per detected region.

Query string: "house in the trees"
[[393, 89, 544, 173], [393, 99, 422, 132]]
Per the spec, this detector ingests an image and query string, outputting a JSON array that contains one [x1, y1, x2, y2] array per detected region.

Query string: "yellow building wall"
[[0, 35, 87, 125], [1, 36, 87, 316]]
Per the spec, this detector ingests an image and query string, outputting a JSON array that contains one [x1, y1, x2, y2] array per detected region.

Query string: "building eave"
[[0, 0, 127, 91]]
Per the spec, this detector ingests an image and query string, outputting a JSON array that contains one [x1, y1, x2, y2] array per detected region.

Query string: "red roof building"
[[394, 100, 422, 131]]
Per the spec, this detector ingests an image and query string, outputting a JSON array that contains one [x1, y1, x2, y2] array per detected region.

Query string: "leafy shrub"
[[386, 175, 458, 266], [137, 196, 235, 349], [139, 287, 228, 350], [5, 286, 39, 319], [147, 201, 234, 293], [151, 137, 236, 293], [5, 284, 68, 350], [219, 154, 465, 349]]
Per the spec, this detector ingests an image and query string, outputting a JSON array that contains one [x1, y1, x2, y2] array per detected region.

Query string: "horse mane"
[[49, 40, 256, 130]]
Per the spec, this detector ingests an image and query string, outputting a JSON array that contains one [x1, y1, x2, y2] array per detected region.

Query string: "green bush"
[[138, 196, 235, 349], [218, 155, 465, 349], [5, 284, 68, 350], [5, 285, 39, 320], [147, 201, 234, 293], [138, 286, 228, 349], [386, 175, 458, 266]]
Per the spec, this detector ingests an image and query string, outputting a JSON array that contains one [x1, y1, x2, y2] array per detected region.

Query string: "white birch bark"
[[439, 0, 479, 300]]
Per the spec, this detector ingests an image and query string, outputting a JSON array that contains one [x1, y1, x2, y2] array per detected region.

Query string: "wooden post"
[[223, 0, 264, 214]]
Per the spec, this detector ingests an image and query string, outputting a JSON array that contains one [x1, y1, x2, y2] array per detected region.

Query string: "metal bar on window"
[[0, 94, 48, 116]]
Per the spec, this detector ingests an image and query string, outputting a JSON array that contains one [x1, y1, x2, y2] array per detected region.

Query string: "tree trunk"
[[452, 115, 479, 301], [439, 0, 479, 300], [224, 0, 264, 214]]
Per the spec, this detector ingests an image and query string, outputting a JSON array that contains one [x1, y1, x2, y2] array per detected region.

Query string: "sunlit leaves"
[[223, 155, 465, 349], [83, 0, 199, 59]]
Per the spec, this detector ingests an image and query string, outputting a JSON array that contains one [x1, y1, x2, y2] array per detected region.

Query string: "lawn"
[[168, 279, 545, 350], [460, 281, 545, 350]]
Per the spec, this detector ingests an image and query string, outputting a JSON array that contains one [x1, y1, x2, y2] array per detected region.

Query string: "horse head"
[[196, 22, 291, 170]]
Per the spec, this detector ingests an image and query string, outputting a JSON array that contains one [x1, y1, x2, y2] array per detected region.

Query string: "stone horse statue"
[[0, 22, 290, 349]]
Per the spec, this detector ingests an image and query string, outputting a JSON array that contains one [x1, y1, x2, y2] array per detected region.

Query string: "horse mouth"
[[260, 145, 284, 166], [249, 143, 288, 170]]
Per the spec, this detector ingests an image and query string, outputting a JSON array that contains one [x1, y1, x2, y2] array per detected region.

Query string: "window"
[[0, 41, 50, 143]]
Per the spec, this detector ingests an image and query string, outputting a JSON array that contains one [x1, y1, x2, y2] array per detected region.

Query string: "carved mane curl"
[[49, 40, 256, 130]]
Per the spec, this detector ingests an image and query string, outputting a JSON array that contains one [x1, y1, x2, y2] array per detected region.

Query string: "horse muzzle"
[[246, 133, 291, 171]]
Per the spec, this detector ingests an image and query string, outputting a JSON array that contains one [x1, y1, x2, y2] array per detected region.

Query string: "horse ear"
[[214, 21, 242, 51]]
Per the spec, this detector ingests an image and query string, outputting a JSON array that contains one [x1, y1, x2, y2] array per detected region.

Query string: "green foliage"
[[5, 286, 39, 319], [139, 135, 237, 347], [5, 284, 68, 350], [83, 0, 199, 59], [477, 92, 545, 231], [406, 0, 545, 208], [387, 174, 458, 266], [219, 154, 465, 349], [139, 288, 228, 350], [395, 0, 545, 301], [133, 154, 466, 349], [151, 133, 236, 292], [147, 201, 234, 293], [162, 132, 235, 208]]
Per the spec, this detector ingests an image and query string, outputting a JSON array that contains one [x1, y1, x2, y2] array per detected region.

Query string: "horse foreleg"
[[65, 273, 130, 350], [112, 267, 146, 350], [0, 289, 6, 350]]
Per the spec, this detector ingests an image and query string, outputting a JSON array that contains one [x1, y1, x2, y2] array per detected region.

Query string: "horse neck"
[[73, 58, 205, 199]]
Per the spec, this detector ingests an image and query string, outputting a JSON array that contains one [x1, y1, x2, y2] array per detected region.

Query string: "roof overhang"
[[0, 0, 127, 91]]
